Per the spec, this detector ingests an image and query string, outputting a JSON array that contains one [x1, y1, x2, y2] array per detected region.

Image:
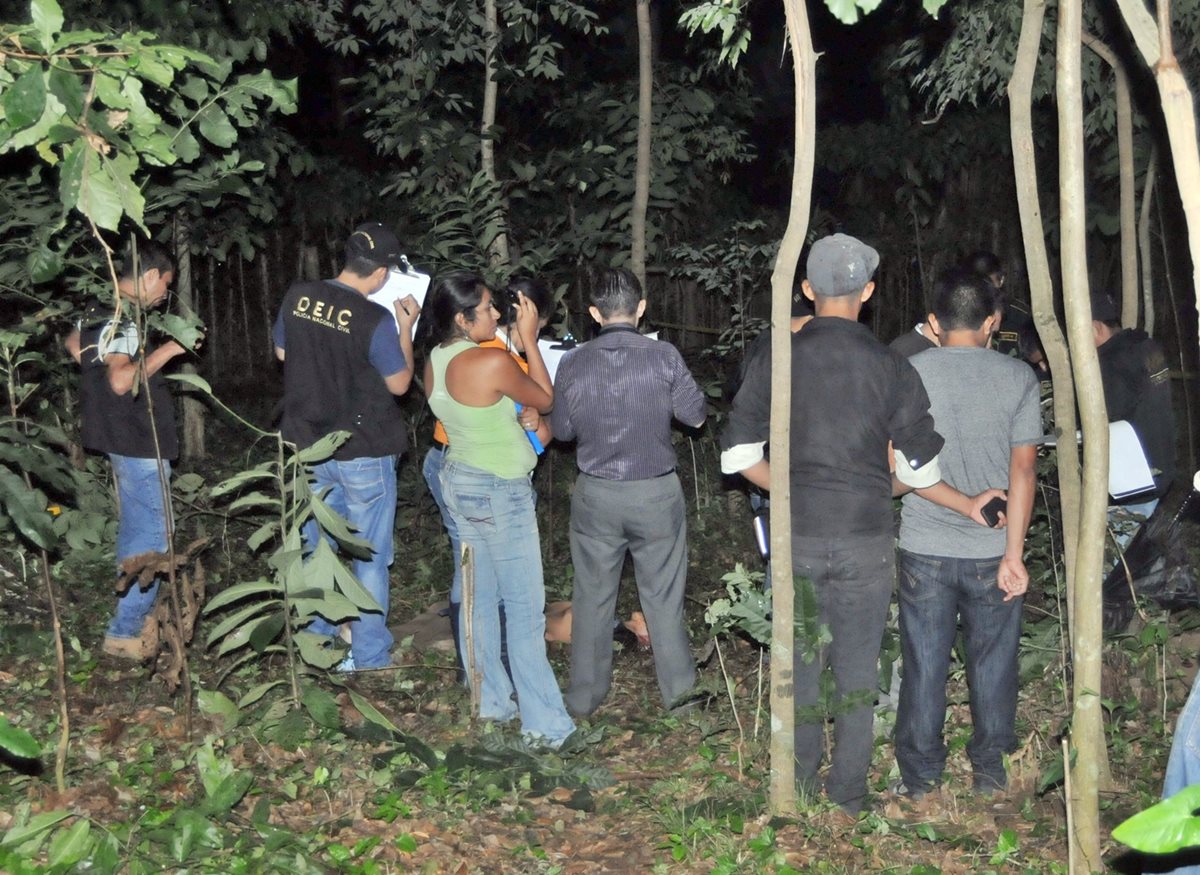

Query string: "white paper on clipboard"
[[537, 338, 574, 384], [368, 260, 431, 338], [1109, 419, 1157, 500]]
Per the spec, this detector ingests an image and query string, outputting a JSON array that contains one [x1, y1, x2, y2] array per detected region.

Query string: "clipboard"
[[368, 257, 431, 338], [1109, 419, 1157, 500]]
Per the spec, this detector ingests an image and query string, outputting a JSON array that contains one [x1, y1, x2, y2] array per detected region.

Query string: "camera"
[[500, 286, 521, 326]]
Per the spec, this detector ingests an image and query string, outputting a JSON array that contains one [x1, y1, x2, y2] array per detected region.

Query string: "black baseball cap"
[[1091, 291, 1120, 323], [345, 222, 403, 268]]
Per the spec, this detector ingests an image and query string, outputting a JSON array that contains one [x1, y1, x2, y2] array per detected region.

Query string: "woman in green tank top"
[[422, 274, 574, 747]]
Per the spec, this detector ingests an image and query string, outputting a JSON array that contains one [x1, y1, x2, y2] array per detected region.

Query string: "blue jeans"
[[792, 532, 896, 814], [896, 550, 1022, 793], [305, 455, 397, 669], [423, 445, 462, 602], [106, 455, 172, 639], [1163, 668, 1200, 873], [440, 460, 574, 745]]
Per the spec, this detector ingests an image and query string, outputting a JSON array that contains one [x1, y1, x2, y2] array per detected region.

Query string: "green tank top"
[[428, 340, 536, 479]]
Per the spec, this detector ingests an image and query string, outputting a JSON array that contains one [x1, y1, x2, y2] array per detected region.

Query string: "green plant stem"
[[279, 434, 301, 707]]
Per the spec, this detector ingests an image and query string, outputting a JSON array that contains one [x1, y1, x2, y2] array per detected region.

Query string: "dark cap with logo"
[[345, 222, 404, 268], [806, 233, 880, 297]]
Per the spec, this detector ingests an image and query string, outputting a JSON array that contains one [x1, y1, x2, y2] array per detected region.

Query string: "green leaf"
[[228, 491, 281, 514], [201, 772, 254, 816], [204, 578, 279, 615], [73, 146, 122, 231], [30, 0, 64, 49], [346, 689, 401, 735], [0, 470, 55, 549], [210, 468, 276, 498], [101, 152, 145, 231], [47, 67, 83, 118], [46, 818, 90, 868], [197, 107, 237, 148], [237, 679, 285, 708], [248, 611, 285, 652], [301, 685, 341, 730], [26, 245, 62, 283], [0, 716, 39, 759], [1, 810, 71, 848], [310, 494, 373, 557], [296, 432, 350, 463], [167, 372, 214, 395], [1113, 784, 1200, 854], [4, 66, 48, 131], [196, 690, 240, 730], [295, 630, 343, 669], [247, 520, 279, 552], [157, 312, 204, 351], [823, 0, 863, 25], [922, 0, 950, 17]]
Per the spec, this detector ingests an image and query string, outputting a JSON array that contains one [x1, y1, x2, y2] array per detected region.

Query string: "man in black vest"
[[273, 223, 420, 670], [69, 242, 198, 660]]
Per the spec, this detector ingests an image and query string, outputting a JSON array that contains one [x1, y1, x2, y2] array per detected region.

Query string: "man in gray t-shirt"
[[893, 273, 1041, 800]]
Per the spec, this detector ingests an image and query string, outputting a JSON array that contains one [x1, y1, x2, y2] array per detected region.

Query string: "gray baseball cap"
[[806, 233, 880, 297]]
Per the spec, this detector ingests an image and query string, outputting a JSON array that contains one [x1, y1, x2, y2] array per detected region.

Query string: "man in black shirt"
[[273, 223, 420, 671], [721, 234, 1001, 815], [1092, 291, 1176, 522]]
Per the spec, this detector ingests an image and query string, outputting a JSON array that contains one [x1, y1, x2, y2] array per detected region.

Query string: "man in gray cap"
[[720, 233, 1001, 815], [273, 222, 421, 671]]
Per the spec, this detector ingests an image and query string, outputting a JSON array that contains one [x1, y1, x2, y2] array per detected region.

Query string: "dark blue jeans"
[[895, 550, 1022, 793]]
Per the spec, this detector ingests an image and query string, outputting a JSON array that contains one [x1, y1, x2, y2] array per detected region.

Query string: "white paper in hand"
[[1109, 419, 1157, 500], [369, 261, 431, 338]]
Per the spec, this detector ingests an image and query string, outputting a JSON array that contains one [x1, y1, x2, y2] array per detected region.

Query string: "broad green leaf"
[[30, 0, 64, 50], [4, 66, 46, 131], [74, 146, 122, 231], [295, 631, 342, 669], [292, 589, 360, 624], [312, 539, 379, 610], [211, 468, 276, 497], [173, 125, 200, 163], [301, 685, 341, 730], [58, 139, 85, 211], [310, 494, 372, 556], [1113, 784, 1200, 854], [178, 76, 210, 103], [101, 152, 145, 230], [132, 51, 176, 89], [46, 818, 90, 868], [823, 0, 863, 24], [237, 679, 285, 708], [0, 716, 39, 759], [228, 491, 281, 514], [248, 612, 286, 652], [346, 689, 401, 734], [296, 431, 350, 463], [204, 578, 279, 614], [26, 246, 62, 283], [201, 772, 254, 816], [167, 372, 213, 395], [158, 313, 204, 353], [246, 520, 279, 552], [1, 810, 71, 848], [197, 107, 237, 148], [47, 67, 82, 118], [205, 600, 275, 647], [922, 0, 950, 17], [196, 690, 239, 730], [0, 470, 55, 549]]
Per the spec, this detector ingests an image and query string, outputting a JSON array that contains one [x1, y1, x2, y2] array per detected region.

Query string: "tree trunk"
[[1058, 0, 1109, 868], [173, 215, 206, 460], [481, 0, 511, 269], [631, 0, 653, 290], [1139, 148, 1158, 336], [767, 0, 816, 816], [1081, 33, 1138, 329], [1008, 0, 1081, 621], [1114, 0, 1200, 366]]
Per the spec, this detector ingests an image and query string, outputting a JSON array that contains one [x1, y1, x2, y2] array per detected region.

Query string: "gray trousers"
[[565, 472, 696, 715], [792, 532, 895, 815]]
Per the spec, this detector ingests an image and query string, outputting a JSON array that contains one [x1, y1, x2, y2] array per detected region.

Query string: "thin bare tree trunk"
[[173, 215, 206, 460], [207, 256, 219, 384], [1059, 0, 1109, 866], [1139, 148, 1158, 336], [1082, 33, 1138, 329], [1010, 0, 1081, 621], [631, 0, 653, 290], [767, 0, 816, 816], [259, 249, 273, 362], [481, 0, 511, 268], [1114, 0, 1200, 365]]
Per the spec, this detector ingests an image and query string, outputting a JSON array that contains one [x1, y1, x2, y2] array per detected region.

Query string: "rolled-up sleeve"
[[889, 359, 944, 470]]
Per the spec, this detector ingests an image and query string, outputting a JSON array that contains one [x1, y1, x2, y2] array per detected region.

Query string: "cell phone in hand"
[[981, 496, 1007, 527]]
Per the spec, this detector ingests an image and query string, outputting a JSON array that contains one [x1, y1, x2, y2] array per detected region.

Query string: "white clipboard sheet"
[[1109, 419, 1157, 500], [368, 260, 431, 338], [537, 337, 574, 384]]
